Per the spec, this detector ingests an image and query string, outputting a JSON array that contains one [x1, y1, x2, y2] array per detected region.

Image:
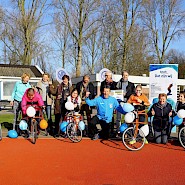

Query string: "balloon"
[[173, 115, 183, 126], [60, 121, 68, 132], [152, 98, 158, 104], [122, 103, 134, 113], [79, 121, 85, 130], [19, 120, 28, 130], [124, 112, 135, 123], [26, 106, 36, 117], [119, 123, 128, 133], [8, 130, 18, 138], [177, 109, 185, 119], [139, 124, 149, 137], [65, 102, 74, 111], [39, 119, 48, 129]]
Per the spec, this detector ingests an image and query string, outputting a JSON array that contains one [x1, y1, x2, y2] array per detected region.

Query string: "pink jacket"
[[21, 89, 44, 115]]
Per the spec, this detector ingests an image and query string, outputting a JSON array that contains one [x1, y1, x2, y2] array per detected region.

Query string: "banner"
[[149, 64, 178, 103], [56, 68, 71, 84]]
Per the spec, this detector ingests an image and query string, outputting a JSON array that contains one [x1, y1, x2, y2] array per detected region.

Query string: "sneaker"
[[129, 139, 136, 145], [92, 133, 99, 141], [142, 138, 148, 144]]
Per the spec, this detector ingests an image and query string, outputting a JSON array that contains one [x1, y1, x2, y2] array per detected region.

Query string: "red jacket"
[[21, 89, 44, 115]]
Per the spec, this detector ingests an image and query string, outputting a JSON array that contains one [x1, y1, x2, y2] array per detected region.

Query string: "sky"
[[0, 0, 185, 75]]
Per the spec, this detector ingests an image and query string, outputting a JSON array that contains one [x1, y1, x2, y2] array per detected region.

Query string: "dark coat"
[[116, 79, 135, 101], [100, 80, 117, 93], [148, 102, 172, 130], [76, 81, 95, 100], [49, 81, 73, 114]]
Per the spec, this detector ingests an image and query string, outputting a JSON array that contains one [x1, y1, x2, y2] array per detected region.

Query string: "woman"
[[148, 93, 173, 144], [67, 88, 81, 112], [49, 75, 72, 137], [127, 84, 150, 144], [10, 73, 31, 131], [36, 73, 53, 135]]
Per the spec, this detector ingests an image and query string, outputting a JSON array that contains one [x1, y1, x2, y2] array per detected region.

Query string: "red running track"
[[0, 138, 184, 185]]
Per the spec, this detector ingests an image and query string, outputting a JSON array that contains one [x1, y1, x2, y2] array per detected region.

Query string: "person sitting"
[[66, 88, 81, 112], [21, 88, 44, 116], [85, 85, 125, 140], [21, 88, 45, 137], [175, 91, 185, 137], [148, 93, 173, 144], [127, 84, 150, 144]]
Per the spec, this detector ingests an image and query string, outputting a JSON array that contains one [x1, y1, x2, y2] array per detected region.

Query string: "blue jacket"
[[11, 81, 31, 102], [85, 95, 124, 123]]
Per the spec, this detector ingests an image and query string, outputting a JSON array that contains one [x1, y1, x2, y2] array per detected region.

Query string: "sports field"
[[0, 137, 184, 185]]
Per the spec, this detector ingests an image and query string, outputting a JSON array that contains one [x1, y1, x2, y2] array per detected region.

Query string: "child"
[[66, 88, 81, 112], [148, 93, 173, 144], [175, 91, 185, 134]]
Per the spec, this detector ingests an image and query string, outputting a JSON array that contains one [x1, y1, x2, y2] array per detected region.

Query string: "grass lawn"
[[0, 114, 14, 124], [0, 114, 14, 132]]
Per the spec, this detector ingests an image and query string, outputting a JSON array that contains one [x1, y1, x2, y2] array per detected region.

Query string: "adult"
[[116, 71, 135, 133], [127, 84, 150, 144], [49, 75, 72, 136], [21, 88, 44, 138], [148, 93, 173, 144], [100, 71, 117, 93], [100, 71, 117, 135], [85, 85, 125, 140], [76, 74, 95, 125], [127, 84, 150, 108], [36, 73, 53, 135], [10, 73, 31, 131]]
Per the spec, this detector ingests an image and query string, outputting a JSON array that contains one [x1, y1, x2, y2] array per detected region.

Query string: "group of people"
[[10, 71, 185, 145]]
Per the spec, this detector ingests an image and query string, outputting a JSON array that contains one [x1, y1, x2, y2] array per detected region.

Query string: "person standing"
[[76, 75, 95, 129], [36, 73, 53, 135], [100, 71, 117, 93], [10, 73, 31, 131], [49, 75, 72, 137], [116, 71, 135, 133]]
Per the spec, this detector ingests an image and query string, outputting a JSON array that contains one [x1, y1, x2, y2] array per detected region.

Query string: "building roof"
[[0, 64, 43, 78]]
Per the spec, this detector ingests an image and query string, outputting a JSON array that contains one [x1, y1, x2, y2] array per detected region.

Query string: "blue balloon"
[[8, 130, 18, 138], [119, 123, 128, 133], [19, 120, 28, 130], [173, 115, 183, 126], [152, 98, 159, 104], [60, 121, 68, 132], [79, 121, 85, 130], [122, 103, 134, 113]]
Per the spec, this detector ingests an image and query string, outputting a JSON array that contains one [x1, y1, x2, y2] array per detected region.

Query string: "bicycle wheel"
[[66, 122, 82, 143], [0, 123, 2, 141], [122, 127, 145, 151], [179, 127, 185, 149], [30, 120, 37, 144]]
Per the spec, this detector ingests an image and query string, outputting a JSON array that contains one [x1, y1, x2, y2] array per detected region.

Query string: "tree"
[[142, 0, 185, 64], [53, 0, 101, 77], [1, 0, 49, 65]]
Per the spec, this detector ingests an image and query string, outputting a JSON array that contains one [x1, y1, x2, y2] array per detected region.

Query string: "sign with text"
[[149, 64, 178, 103]]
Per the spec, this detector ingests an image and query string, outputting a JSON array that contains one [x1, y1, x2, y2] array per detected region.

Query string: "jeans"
[[154, 129, 168, 144], [13, 100, 21, 130]]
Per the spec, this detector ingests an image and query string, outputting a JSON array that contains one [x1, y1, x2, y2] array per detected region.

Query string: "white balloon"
[[26, 106, 36, 117], [65, 102, 74, 110], [177, 109, 185, 119], [124, 112, 135, 123], [139, 124, 149, 137]]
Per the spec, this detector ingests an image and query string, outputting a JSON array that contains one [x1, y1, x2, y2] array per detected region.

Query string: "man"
[[116, 71, 135, 134], [85, 85, 125, 140], [76, 75, 95, 127], [100, 71, 117, 93]]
